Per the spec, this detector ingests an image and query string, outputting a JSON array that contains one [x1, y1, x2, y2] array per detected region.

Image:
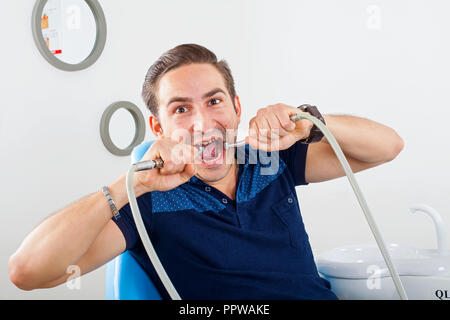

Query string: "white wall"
[[1, 0, 449, 299]]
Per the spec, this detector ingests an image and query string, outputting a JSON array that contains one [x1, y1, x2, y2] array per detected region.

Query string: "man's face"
[[151, 63, 241, 182]]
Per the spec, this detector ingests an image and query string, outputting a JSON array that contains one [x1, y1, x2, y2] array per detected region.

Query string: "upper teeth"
[[201, 138, 216, 146]]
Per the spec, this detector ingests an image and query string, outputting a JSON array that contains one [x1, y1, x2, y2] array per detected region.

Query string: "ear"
[[234, 95, 242, 124], [149, 115, 163, 137]]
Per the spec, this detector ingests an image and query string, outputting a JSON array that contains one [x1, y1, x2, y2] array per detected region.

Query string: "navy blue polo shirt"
[[112, 141, 338, 300]]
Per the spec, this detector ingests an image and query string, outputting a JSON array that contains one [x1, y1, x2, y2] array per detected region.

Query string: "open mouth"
[[194, 137, 224, 166]]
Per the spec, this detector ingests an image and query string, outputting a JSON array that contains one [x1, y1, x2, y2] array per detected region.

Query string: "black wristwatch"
[[297, 104, 326, 144]]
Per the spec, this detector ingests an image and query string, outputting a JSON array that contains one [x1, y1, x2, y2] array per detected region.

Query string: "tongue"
[[202, 141, 217, 160]]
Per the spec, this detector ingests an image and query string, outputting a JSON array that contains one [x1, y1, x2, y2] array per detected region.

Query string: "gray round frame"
[[31, 0, 107, 71], [100, 101, 146, 156]]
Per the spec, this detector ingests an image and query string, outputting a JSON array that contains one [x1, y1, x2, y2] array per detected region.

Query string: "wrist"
[[133, 178, 151, 198], [107, 174, 129, 212], [108, 173, 150, 211]]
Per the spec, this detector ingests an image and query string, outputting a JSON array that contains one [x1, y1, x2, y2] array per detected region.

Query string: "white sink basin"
[[315, 204, 450, 299], [317, 243, 450, 279]]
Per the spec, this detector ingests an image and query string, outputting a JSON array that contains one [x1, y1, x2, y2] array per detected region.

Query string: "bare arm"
[[39, 219, 126, 289], [246, 104, 404, 184], [305, 114, 404, 183], [8, 138, 196, 291], [8, 173, 144, 290]]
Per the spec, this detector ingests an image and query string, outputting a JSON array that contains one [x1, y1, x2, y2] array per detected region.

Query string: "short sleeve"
[[111, 192, 153, 250], [279, 140, 309, 186]]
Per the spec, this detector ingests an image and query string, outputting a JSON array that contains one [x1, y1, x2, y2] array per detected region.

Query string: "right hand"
[[134, 138, 198, 193]]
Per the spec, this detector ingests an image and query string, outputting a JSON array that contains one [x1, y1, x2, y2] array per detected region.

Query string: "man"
[[9, 44, 404, 299]]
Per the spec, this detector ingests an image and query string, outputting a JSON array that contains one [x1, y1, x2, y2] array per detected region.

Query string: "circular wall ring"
[[31, 0, 107, 71], [100, 101, 146, 156]]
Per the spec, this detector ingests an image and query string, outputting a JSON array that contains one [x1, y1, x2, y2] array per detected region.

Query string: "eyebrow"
[[166, 88, 226, 107]]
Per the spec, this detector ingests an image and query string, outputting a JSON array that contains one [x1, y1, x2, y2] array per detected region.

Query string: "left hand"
[[247, 103, 314, 151]]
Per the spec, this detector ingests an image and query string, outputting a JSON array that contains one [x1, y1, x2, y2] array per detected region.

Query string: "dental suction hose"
[[290, 113, 408, 300], [126, 112, 409, 300], [126, 159, 182, 300]]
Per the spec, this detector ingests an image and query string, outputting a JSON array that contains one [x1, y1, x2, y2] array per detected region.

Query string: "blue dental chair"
[[105, 141, 163, 300]]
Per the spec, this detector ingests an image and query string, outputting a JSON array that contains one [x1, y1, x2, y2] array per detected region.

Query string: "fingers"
[[248, 120, 277, 152], [274, 107, 296, 132], [135, 138, 199, 192], [248, 104, 299, 151], [146, 138, 198, 175]]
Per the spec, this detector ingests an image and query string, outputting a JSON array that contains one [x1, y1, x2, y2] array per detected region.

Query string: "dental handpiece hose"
[[126, 158, 182, 300], [126, 112, 409, 301], [290, 113, 408, 300]]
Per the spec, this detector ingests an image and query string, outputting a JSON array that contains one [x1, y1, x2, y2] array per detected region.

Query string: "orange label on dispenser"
[[41, 1, 62, 56], [41, 14, 49, 29]]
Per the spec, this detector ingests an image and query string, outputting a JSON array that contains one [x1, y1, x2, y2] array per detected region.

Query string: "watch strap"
[[297, 104, 326, 144]]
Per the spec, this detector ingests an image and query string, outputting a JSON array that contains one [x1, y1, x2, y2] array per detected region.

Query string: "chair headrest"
[[131, 141, 155, 164]]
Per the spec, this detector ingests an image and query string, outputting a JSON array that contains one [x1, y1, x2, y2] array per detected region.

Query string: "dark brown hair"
[[142, 43, 236, 117]]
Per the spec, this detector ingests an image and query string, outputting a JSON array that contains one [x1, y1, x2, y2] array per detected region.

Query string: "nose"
[[191, 108, 214, 134]]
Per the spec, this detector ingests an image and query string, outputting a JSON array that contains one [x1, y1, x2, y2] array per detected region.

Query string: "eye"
[[208, 98, 221, 106], [175, 106, 188, 114]]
